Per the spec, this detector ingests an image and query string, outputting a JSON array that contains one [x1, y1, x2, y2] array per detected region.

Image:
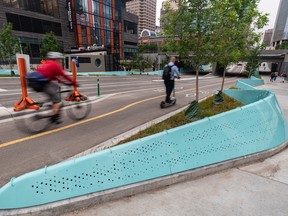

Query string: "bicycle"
[[15, 85, 91, 134]]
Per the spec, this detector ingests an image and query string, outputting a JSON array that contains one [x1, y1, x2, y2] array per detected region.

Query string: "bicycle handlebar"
[[63, 82, 74, 86], [63, 82, 80, 87], [59, 89, 73, 93]]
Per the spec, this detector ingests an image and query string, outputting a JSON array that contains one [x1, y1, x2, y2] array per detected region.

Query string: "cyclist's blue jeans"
[[44, 82, 61, 104]]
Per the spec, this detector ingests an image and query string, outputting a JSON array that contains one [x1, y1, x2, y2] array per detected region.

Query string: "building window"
[[124, 41, 138, 46], [6, 13, 62, 36], [94, 16, 101, 28], [104, 30, 111, 44], [81, 26, 88, 47], [30, 44, 40, 57], [104, 18, 110, 30], [92, 1, 100, 14], [77, 57, 91, 63], [124, 20, 137, 34], [19, 37, 63, 58], [65, 57, 69, 69], [104, 5, 112, 19], [95, 58, 101, 67], [3, 0, 59, 18]]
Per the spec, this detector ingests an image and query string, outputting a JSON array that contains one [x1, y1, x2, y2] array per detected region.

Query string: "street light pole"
[[116, 43, 119, 71], [18, 39, 23, 54]]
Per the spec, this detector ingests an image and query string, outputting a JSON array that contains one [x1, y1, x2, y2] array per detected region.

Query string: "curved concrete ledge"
[[0, 77, 287, 214], [1, 141, 287, 216]]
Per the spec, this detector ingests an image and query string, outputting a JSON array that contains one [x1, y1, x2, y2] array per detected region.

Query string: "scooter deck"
[[160, 99, 176, 108]]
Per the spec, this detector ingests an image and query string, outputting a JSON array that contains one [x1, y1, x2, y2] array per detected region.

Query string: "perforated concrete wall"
[[224, 90, 271, 105], [0, 78, 287, 209]]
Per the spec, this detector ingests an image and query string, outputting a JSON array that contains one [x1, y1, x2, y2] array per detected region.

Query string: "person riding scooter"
[[163, 56, 181, 104]]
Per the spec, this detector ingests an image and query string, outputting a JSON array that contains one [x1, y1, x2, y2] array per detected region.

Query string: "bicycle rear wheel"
[[66, 100, 91, 120]]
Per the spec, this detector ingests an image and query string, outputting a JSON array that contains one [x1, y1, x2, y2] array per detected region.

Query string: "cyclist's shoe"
[[55, 117, 63, 124], [50, 114, 62, 124]]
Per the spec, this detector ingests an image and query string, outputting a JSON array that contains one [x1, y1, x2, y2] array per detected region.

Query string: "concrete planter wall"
[[0, 77, 287, 209]]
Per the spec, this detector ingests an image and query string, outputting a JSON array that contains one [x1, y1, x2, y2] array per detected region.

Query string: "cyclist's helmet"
[[47, 52, 64, 59]]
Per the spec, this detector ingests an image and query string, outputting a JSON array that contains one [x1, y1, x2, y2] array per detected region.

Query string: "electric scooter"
[[160, 88, 176, 109]]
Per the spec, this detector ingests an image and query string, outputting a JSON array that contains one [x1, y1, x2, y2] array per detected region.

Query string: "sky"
[[156, 0, 281, 32]]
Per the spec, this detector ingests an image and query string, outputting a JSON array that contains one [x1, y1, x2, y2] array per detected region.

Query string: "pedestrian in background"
[[274, 71, 278, 81], [281, 72, 287, 83], [270, 72, 275, 82]]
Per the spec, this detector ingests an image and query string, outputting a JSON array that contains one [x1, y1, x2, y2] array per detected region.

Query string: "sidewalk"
[[0, 105, 12, 120], [63, 76, 288, 216]]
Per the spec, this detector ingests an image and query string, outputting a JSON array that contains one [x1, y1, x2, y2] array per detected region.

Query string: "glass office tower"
[[272, 0, 288, 46], [70, 0, 125, 58]]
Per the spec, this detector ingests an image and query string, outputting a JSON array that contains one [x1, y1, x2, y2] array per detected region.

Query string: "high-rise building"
[[126, 0, 156, 34], [0, 0, 138, 63], [159, 0, 178, 29], [271, 0, 288, 46], [0, 0, 74, 63], [68, 0, 138, 60], [263, 29, 273, 47]]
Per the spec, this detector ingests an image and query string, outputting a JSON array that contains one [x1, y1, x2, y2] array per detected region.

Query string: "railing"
[[0, 77, 287, 209]]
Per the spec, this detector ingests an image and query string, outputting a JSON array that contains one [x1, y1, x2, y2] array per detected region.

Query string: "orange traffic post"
[[14, 58, 39, 112], [66, 60, 86, 101]]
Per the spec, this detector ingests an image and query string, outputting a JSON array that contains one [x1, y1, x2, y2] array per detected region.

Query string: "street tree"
[[130, 54, 152, 73], [0, 23, 20, 73], [162, 0, 216, 119], [40, 32, 61, 59], [276, 41, 288, 50], [211, 0, 268, 93], [138, 43, 158, 53], [244, 44, 264, 78]]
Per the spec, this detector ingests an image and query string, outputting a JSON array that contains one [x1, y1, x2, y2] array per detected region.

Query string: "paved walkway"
[[62, 76, 288, 216]]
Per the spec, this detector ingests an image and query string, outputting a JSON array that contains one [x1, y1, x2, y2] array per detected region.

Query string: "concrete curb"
[[0, 105, 13, 121], [1, 141, 287, 216]]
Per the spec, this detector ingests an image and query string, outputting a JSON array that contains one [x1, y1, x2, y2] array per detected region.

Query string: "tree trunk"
[[220, 65, 227, 92], [248, 70, 252, 78], [196, 65, 199, 102], [9, 58, 13, 73], [195, 33, 201, 103]]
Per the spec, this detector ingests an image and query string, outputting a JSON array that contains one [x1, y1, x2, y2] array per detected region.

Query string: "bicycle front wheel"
[[66, 100, 91, 120]]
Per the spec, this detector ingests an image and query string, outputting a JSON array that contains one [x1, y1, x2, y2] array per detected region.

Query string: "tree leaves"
[[162, 0, 268, 99], [0, 23, 20, 70], [40, 32, 61, 59]]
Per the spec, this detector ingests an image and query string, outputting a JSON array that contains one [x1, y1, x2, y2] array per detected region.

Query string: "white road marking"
[[152, 76, 215, 82], [186, 93, 196, 97], [0, 88, 8, 92]]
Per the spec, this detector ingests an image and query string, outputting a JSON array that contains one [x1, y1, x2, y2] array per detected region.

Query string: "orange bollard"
[[14, 58, 39, 112], [66, 60, 86, 102]]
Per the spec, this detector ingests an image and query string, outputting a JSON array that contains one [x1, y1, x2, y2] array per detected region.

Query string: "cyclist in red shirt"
[[28, 52, 78, 123]]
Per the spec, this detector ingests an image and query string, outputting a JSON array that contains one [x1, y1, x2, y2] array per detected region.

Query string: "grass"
[[88, 74, 120, 76], [0, 74, 19, 77], [118, 94, 243, 145]]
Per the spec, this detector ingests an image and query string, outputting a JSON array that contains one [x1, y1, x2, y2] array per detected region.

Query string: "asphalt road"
[[227, 63, 246, 74], [0, 74, 239, 187]]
